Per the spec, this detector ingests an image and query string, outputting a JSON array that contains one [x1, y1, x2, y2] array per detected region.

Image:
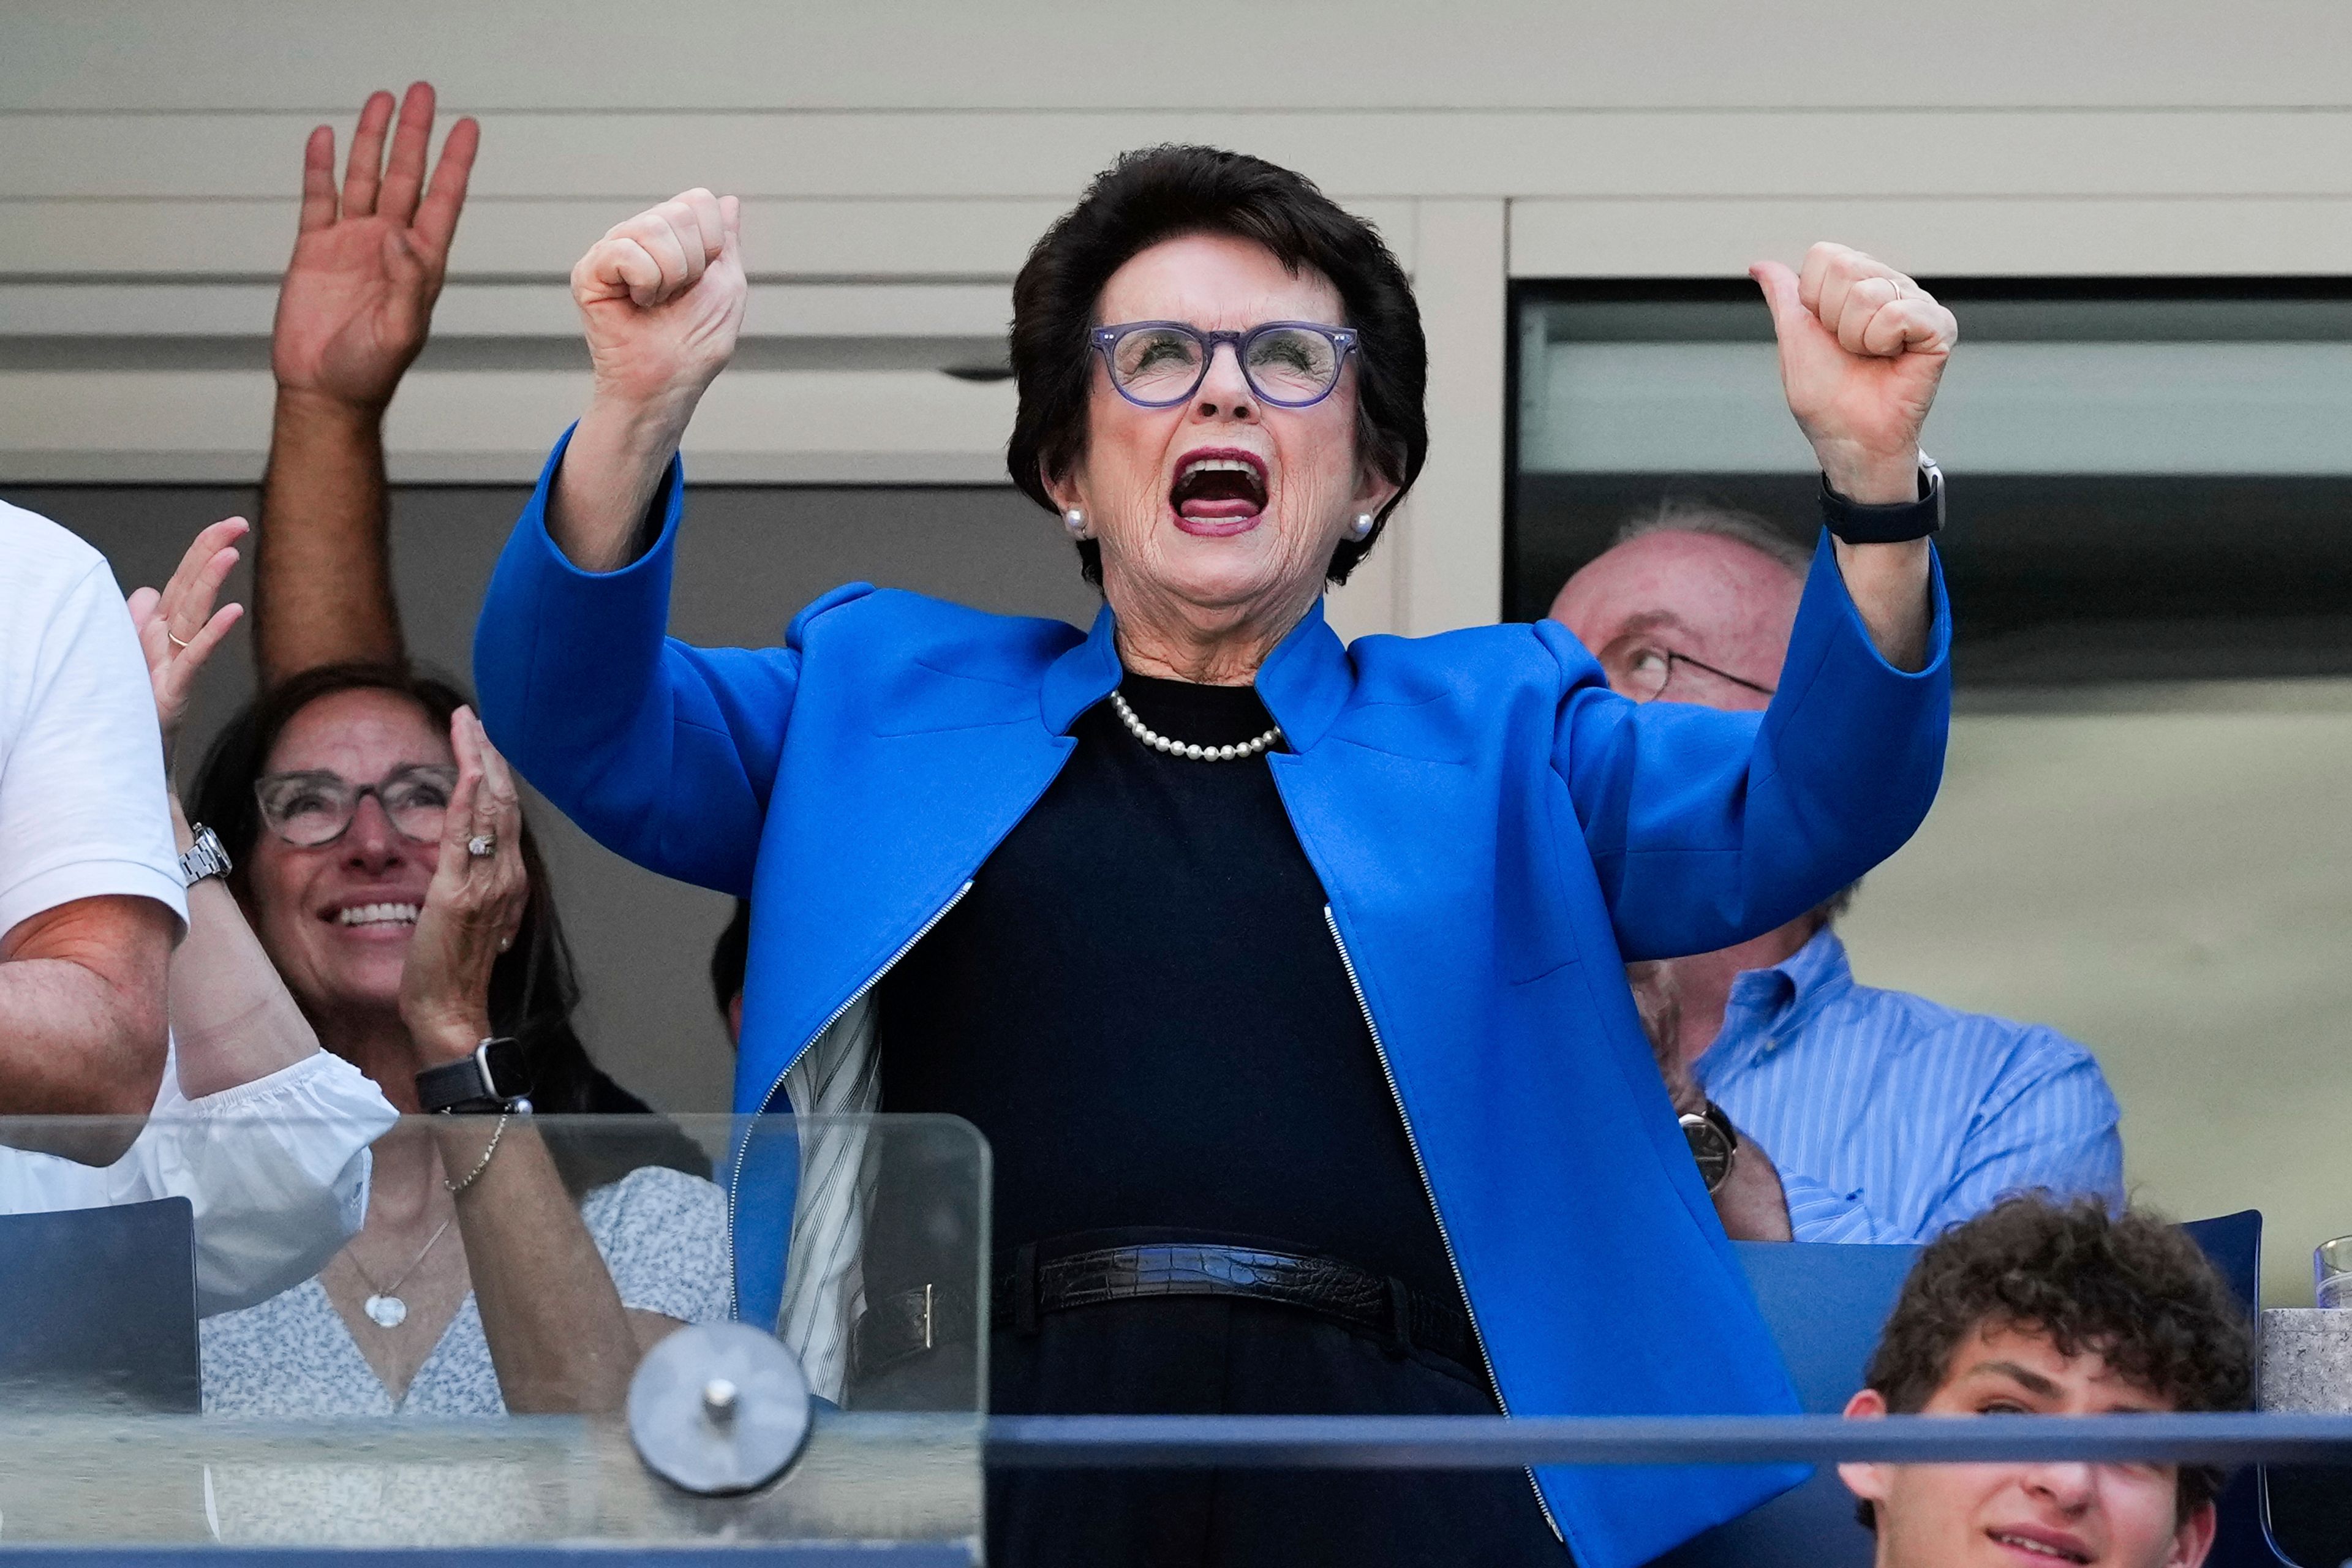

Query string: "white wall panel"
[[11, 111, 2352, 203], [1, 197, 1417, 282], [8, 1, 2352, 113], [0, 367, 1017, 484], [1512, 196, 2352, 277], [1399, 200, 1509, 635]]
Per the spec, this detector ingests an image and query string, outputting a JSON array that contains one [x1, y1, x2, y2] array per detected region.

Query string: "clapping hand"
[[1751, 243, 1959, 505], [273, 83, 478, 413], [398, 709, 529, 1065], [127, 518, 247, 769]]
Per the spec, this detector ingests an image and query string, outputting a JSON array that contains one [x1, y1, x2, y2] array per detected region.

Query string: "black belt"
[[852, 1242, 1477, 1379]]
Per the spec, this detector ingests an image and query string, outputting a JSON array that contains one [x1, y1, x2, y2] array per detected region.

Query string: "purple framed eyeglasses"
[[1090, 321, 1360, 409]]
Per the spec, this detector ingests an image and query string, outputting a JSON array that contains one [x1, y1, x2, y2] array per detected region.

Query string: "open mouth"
[[1988, 1529, 2092, 1564], [1169, 448, 1268, 536], [333, 902, 421, 930]]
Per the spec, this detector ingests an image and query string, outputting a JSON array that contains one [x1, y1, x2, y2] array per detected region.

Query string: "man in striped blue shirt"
[[1550, 503, 2124, 1245]]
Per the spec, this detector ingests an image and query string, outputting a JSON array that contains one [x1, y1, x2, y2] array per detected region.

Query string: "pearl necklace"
[[1110, 690, 1283, 762]]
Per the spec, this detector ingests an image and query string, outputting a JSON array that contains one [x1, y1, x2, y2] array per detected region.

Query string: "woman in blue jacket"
[[475, 146, 1956, 1568]]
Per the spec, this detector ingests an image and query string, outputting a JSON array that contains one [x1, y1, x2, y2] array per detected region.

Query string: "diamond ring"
[[466, 834, 497, 858]]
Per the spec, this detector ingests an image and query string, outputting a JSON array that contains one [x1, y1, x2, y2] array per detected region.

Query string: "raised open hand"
[[572, 189, 747, 412], [1750, 244, 1958, 504], [399, 707, 529, 1063], [126, 517, 248, 768], [273, 83, 479, 413]]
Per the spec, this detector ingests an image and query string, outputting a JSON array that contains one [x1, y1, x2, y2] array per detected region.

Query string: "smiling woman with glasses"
[[187, 661, 728, 1422], [478, 145, 1957, 1568]]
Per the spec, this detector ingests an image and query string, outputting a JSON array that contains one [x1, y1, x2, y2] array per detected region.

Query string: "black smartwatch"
[[1678, 1102, 1741, 1195], [1819, 453, 1943, 545], [415, 1037, 532, 1114]]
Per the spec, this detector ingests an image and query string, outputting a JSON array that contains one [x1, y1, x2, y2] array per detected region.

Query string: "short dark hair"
[[1863, 1197, 2253, 1526], [1007, 144, 1427, 588], [709, 897, 752, 1019], [190, 662, 708, 1191]]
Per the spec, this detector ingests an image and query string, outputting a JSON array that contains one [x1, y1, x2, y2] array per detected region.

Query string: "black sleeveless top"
[[874, 673, 1458, 1303]]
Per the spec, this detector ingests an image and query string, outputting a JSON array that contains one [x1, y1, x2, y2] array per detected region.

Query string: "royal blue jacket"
[[473, 432, 1951, 1568]]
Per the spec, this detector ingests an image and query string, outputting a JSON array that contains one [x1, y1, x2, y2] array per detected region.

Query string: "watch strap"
[[415, 1037, 532, 1114], [1679, 1101, 1741, 1195], [1820, 454, 1943, 545]]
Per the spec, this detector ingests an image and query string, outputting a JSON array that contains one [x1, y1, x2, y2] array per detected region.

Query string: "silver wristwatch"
[[179, 824, 233, 888]]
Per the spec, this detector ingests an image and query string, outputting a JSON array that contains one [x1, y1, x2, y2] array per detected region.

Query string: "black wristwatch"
[[1819, 453, 1943, 545], [1679, 1102, 1741, 1195], [415, 1037, 533, 1114]]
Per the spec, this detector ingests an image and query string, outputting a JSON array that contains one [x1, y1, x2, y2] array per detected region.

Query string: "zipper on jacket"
[[1323, 905, 1567, 1545], [726, 879, 975, 1321]]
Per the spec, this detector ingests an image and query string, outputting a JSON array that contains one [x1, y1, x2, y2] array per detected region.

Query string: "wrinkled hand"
[[126, 518, 247, 768], [1750, 243, 1958, 503], [573, 188, 747, 412], [399, 707, 528, 1062], [273, 82, 478, 412]]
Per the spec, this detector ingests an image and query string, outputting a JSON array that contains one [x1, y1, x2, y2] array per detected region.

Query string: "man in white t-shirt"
[[0, 499, 186, 1162]]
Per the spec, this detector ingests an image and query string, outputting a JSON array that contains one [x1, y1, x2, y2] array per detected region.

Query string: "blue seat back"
[[0, 1194, 198, 1412], [1648, 1240, 1916, 1568]]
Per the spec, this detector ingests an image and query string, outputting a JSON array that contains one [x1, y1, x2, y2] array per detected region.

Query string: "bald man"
[[1551, 503, 2124, 1243]]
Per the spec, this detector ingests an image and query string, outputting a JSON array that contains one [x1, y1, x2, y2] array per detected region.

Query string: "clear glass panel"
[[0, 1112, 985, 1551]]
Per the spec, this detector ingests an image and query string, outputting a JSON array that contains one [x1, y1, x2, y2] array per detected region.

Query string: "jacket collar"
[[1040, 595, 1354, 749]]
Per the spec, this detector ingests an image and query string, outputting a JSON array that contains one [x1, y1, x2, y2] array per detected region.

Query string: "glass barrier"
[[0, 1112, 986, 1554]]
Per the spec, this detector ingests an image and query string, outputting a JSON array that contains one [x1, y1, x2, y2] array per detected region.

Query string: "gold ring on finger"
[[167, 631, 192, 652]]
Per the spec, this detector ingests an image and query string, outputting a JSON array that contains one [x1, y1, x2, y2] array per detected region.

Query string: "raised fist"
[[1750, 243, 1958, 505], [571, 189, 747, 412]]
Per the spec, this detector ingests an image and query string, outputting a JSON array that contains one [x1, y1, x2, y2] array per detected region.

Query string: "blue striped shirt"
[[1694, 927, 2124, 1245]]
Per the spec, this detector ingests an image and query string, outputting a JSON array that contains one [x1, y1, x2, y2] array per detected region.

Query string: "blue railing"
[[985, 1411, 2352, 1468]]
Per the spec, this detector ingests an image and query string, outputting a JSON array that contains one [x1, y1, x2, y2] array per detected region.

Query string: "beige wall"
[[13, 1, 2352, 635], [6, 2, 2350, 1295]]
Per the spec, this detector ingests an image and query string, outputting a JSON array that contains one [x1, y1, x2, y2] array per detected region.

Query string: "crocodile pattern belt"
[[851, 1242, 1477, 1379]]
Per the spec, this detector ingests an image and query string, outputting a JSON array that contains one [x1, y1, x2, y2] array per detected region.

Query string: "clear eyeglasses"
[[1623, 647, 1777, 704], [254, 763, 459, 848], [1090, 320, 1360, 409]]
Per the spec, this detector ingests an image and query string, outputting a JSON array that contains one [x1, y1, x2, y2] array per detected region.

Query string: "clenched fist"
[[1751, 243, 1958, 505], [573, 189, 747, 413]]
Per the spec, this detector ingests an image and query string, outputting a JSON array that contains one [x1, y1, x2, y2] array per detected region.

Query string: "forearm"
[[548, 390, 697, 573], [255, 389, 404, 684], [165, 796, 319, 1099], [1712, 1134, 1794, 1243], [1820, 448, 1934, 673], [440, 1115, 642, 1412]]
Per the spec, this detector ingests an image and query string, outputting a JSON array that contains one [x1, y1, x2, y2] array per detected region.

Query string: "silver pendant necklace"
[[1110, 690, 1282, 762], [345, 1216, 453, 1329]]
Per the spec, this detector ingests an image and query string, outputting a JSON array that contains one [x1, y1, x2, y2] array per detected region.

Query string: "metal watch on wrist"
[[1819, 452, 1944, 545], [178, 824, 233, 888], [414, 1036, 533, 1115], [1679, 1101, 1741, 1195]]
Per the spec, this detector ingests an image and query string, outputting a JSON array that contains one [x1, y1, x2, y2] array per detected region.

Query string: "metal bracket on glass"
[[628, 1322, 814, 1496]]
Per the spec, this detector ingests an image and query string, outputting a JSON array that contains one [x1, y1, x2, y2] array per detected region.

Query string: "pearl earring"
[[1065, 508, 1088, 540], [1350, 513, 1375, 541]]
